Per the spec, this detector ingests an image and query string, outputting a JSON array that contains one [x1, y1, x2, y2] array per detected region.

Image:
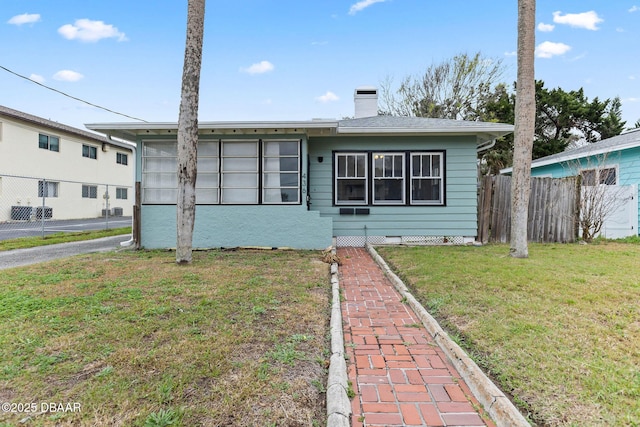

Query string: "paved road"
[[0, 234, 132, 270], [0, 217, 132, 241]]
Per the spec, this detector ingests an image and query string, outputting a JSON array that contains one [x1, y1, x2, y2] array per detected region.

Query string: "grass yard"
[[377, 242, 640, 427], [0, 249, 330, 426]]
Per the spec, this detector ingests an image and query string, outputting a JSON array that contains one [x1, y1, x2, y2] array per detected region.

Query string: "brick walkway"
[[338, 247, 494, 427]]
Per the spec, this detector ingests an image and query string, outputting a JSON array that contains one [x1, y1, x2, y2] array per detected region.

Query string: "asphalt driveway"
[[0, 234, 132, 270]]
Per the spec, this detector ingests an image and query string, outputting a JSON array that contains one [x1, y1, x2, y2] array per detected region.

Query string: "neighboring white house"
[[0, 105, 135, 222]]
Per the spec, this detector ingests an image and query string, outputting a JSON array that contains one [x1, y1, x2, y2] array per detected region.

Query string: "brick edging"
[[365, 244, 531, 427]]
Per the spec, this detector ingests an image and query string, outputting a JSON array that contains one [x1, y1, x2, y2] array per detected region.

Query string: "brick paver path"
[[338, 247, 493, 427]]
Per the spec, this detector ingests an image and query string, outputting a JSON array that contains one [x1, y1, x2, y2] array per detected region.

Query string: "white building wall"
[[0, 114, 134, 221]]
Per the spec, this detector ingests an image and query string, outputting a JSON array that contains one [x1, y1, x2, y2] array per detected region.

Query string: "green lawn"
[[377, 242, 640, 427], [0, 249, 330, 427]]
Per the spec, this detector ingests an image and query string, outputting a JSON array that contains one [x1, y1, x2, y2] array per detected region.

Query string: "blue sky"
[[1, 0, 639, 131]]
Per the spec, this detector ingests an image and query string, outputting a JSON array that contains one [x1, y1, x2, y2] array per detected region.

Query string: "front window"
[[83, 144, 97, 159], [82, 185, 98, 199], [142, 141, 177, 203], [38, 180, 59, 197], [263, 141, 300, 204], [141, 139, 300, 205], [335, 153, 367, 205], [411, 153, 444, 204], [373, 153, 405, 204], [333, 151, 445, 206], [39, 134, 59, 152], [221, 141, 259, 204]]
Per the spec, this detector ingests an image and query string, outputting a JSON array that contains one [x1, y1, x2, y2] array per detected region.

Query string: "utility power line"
[[0, 64, 148, 123]]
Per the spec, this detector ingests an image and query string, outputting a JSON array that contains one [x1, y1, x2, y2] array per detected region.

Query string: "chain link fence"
[[0, 174, 133, 240]]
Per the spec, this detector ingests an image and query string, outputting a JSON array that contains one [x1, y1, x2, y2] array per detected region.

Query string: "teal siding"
[[530, 147, 640, 234], [308, 135, 479, 238]]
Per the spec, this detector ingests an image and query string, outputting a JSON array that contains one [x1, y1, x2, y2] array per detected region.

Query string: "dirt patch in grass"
[[378, 242, 640, 427], [0, 249, 330, 426]]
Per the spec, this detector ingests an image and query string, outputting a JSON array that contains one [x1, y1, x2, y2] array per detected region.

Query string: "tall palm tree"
[[510, 0, 536, 258], [176, 0, 206, 264]]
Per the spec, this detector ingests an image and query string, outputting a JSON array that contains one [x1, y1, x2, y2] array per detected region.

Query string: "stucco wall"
[[0, 115, 134, 221]]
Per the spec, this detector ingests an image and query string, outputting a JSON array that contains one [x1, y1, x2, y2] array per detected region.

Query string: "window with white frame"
[[141, 139, 300, 205], [38, 180, 59, 197], [116, 187, 128, 200], [39, 134, 59, 152], [580, 167, 617, 186], [373, 153, 405, 204], [221, 140, 259, 204], [411, 153, 444, 204], [263, 140, 300, 204], [335, 153, 368, 204], [334, 151, 445, 206], [83, 144, 97, 159], [142, 141, 177, 203], [116, 152, 128, 165], [197, 141, 220, 203], [82, 185, 98, 199]]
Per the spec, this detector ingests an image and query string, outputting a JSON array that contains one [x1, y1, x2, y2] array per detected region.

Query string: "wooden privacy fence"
[[478, 175, 580, 243]]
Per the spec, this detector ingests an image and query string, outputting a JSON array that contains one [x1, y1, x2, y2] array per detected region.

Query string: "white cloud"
[[240, 60, 274, 74], [53, 70, 84, 82], [8, 13, 41, 25], [552, 11, 603, 30], [504, 51, 517, 57], [629, 6, 640, 13], [29, 74, 45, 83], [58, 19, 127, 42], [537, 22, 555, 32], [316, 91, 339, 103], [535, 41, 571, 58], [349, 0, 386, 15]]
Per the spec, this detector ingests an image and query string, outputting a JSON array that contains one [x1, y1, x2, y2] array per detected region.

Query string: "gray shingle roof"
[[530, 128, 640, 168]]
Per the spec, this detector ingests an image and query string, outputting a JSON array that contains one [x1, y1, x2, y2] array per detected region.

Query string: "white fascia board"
[[86, 120, 339, 140], [500, 140, 640, 175]]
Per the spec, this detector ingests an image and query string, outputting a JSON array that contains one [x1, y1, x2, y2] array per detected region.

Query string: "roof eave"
[[85, 120, 340, 141]]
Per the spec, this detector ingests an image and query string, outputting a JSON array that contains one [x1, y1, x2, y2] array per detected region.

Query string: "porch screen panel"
[[142, 141, 177, 203], [221, 140, 258, 204], [263, 140, 300, 204], [196, 141, 219, 203]]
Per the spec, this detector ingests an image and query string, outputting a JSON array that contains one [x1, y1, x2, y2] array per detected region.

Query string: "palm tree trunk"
[[176, 0, 205, 264], [510, 0, 536, 258]]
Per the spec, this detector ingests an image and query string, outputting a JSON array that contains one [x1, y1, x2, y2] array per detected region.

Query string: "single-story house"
[[0, 105, 135, 222], [501, 128, 640, 238], [86, 88, 513, 249]]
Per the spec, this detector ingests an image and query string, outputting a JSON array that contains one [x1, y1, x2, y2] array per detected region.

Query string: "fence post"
[[104, 185, 110, 230], [41, 178, 46, 239]]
